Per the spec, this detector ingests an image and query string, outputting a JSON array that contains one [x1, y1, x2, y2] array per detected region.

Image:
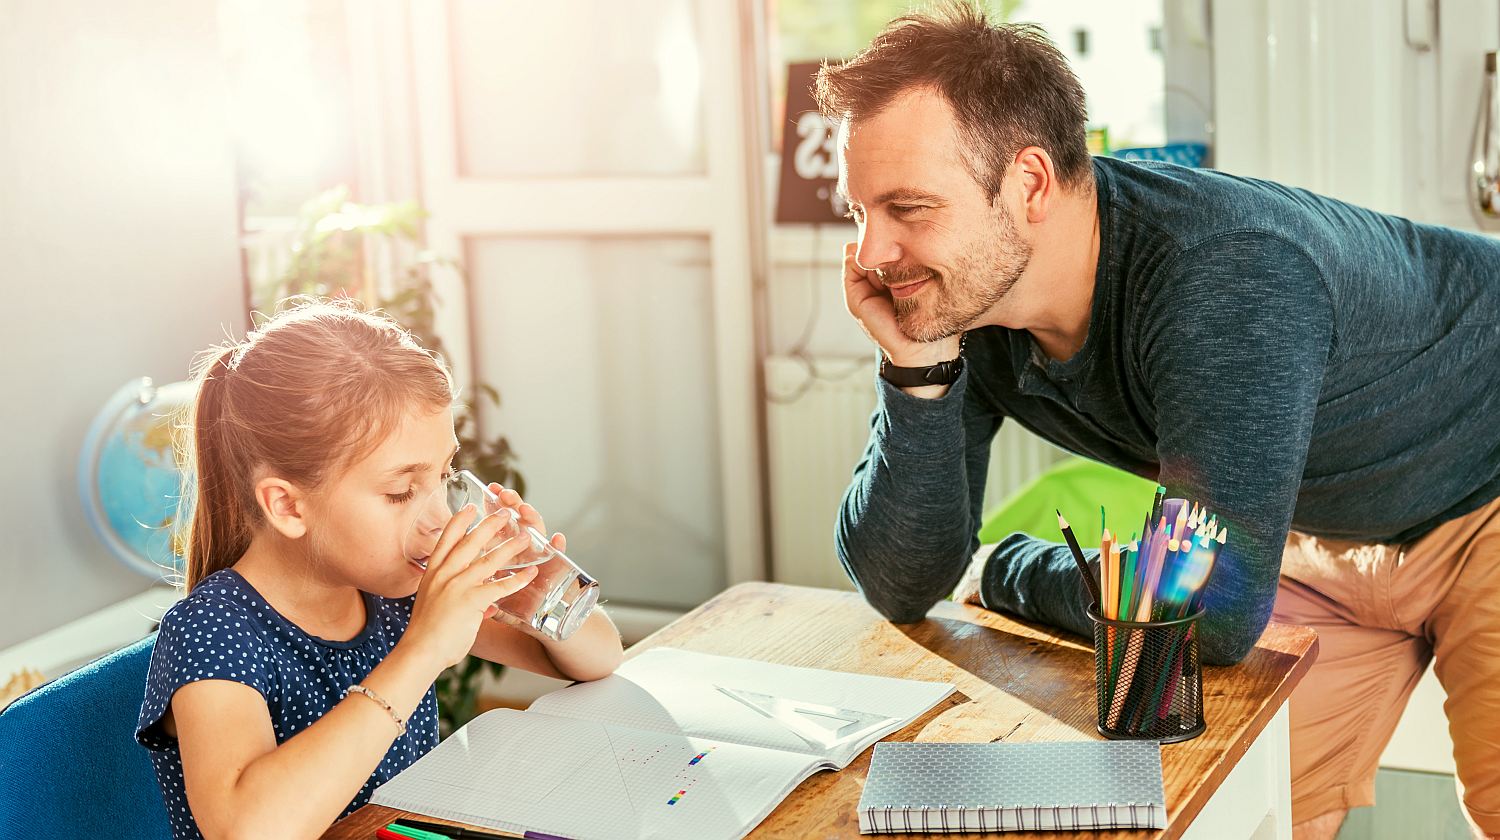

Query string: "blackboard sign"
[[775, 61, 849, 224]]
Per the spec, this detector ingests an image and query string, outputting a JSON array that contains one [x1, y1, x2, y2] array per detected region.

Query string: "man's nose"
[[855, 216, 902, 272]]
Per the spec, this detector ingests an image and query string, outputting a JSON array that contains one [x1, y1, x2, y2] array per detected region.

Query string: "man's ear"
[[1011, 145, 1058, 224], [254, 476, 308, 539]]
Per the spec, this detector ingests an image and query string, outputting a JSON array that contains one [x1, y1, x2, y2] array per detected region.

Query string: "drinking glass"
[[403, 470, 600, 641]]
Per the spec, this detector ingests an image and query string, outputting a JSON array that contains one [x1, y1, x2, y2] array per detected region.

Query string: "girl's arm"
[[173, 506, 534, 840], [469, 596, 623, 682], [170, 642, 440, 840], [467, 489, 624, 682]]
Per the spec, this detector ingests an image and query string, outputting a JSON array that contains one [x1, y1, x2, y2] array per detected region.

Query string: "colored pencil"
[[1099, 528, 1113, 615], [1057, 510, 1104, 609]]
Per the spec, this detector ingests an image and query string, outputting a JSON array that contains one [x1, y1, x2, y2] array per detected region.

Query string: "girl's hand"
[[485, 483, 568, 633], [489, 482, 568, 559], [402, 504, 539, 671]]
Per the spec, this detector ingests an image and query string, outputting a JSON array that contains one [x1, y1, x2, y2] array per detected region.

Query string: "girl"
[[135, 299, 623, 840]]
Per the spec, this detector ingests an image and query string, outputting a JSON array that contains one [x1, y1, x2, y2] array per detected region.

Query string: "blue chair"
[[0, 634, 171, 839]]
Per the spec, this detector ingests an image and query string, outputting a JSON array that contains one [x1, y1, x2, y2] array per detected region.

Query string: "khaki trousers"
[[1273, 496, 1500, 831]]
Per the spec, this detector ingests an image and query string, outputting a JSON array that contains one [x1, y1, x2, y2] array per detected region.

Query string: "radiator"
[[764, 354, 1067, 590]]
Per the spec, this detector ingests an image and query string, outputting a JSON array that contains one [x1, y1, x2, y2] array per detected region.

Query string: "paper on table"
[[371, 649, 956, 840], [371, 710, 822, 840], [527, 648, 952, 765], [714, 686, 901, 752]]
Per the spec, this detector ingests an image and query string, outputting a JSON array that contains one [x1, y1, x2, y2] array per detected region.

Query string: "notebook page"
[[370, 708, 822, 840], [526, 648, 954, 763]]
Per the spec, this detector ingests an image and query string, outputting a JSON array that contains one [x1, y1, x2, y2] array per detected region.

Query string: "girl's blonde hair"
[[177, 298, 454, 591]]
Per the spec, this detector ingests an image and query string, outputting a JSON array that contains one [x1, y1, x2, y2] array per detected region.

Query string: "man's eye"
[[386, 488, 416, 504], [890, 204, 922, 217]]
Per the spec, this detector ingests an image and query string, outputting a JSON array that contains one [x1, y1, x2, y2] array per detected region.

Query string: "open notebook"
[[370, 648, 955, 840]]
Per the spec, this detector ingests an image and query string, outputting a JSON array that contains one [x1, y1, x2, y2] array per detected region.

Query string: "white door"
[[402, 0, 765, 610]]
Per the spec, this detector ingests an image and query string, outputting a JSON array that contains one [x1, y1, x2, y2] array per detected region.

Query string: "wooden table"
[[325, 582, 1317, 840]]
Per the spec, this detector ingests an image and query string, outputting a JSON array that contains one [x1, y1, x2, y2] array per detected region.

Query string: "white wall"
[[1015, 0, 1167, 148], [1210, 0, 1500, 231], [0, 0, 244, 650]]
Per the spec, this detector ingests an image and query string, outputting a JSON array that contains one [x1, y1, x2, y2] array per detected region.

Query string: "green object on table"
[[977, 457, 1159, 549]]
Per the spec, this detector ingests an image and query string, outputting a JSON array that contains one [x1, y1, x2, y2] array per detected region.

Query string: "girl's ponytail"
[[180, 345, 252, 591]]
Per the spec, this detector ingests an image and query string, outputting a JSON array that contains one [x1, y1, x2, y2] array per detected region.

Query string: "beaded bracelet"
[[345, 683, 407, 737]]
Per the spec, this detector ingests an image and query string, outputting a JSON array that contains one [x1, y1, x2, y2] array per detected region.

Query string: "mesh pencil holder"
[[1089, 606, 1206, 743]]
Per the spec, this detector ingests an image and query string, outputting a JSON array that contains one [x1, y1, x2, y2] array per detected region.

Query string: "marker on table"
[[383, 824, 452, 840], [393, 818, 575, 840]]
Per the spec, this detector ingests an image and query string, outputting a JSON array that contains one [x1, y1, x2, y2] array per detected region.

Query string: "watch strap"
[[879, 353, 965, 387]]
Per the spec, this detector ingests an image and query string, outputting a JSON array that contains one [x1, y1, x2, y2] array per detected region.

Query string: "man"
[[824, 6, 1500, 839]]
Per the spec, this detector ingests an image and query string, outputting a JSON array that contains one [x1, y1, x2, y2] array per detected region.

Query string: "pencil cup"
[[1089, 606, 1205, 743]]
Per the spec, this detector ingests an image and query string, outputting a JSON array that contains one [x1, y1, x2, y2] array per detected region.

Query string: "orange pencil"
[[1099, 529, 1113, 613]]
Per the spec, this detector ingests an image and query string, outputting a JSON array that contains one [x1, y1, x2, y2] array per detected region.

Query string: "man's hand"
[[951, 544, 996, 606], [842, 241, 961, 368]]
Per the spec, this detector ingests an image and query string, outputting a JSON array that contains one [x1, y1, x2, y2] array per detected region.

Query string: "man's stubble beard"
[[893, 207, 1032, 344]]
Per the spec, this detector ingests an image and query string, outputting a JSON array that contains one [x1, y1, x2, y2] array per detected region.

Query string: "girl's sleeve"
[[136, 597, 273, 750]]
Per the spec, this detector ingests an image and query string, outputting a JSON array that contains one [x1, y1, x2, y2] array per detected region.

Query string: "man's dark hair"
[[814, 3, 1092, 197]]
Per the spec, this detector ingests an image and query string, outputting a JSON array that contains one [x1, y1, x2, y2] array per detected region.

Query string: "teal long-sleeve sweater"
[[835, 156, 1500, 665]]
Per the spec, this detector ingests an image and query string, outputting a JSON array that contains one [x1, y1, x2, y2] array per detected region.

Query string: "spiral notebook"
[[857, 740, 1167, 833]]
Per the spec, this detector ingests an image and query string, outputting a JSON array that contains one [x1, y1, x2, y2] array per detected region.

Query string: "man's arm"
[[982, 234, 1334, 664], [834, 363, 1003, 623]]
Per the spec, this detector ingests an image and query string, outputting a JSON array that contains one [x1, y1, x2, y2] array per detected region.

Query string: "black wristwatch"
[[879, 335, 967, 387]]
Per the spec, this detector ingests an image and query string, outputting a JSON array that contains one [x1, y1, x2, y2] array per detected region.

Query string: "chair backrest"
[[0, 633, 171, 840], [978, 457, 1159, 548]]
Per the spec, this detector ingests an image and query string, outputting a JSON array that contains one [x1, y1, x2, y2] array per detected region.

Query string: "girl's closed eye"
[[387, 462, 457, 504]]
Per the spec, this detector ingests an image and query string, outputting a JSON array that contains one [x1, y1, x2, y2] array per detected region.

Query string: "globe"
[[77, 377, 197, 580]]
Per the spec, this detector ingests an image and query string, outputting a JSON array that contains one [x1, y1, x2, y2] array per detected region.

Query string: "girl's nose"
[[416, 491, 451, 534]]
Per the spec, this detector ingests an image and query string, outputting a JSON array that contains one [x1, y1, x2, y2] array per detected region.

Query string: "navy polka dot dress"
[[135, 569, 439, 839]]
